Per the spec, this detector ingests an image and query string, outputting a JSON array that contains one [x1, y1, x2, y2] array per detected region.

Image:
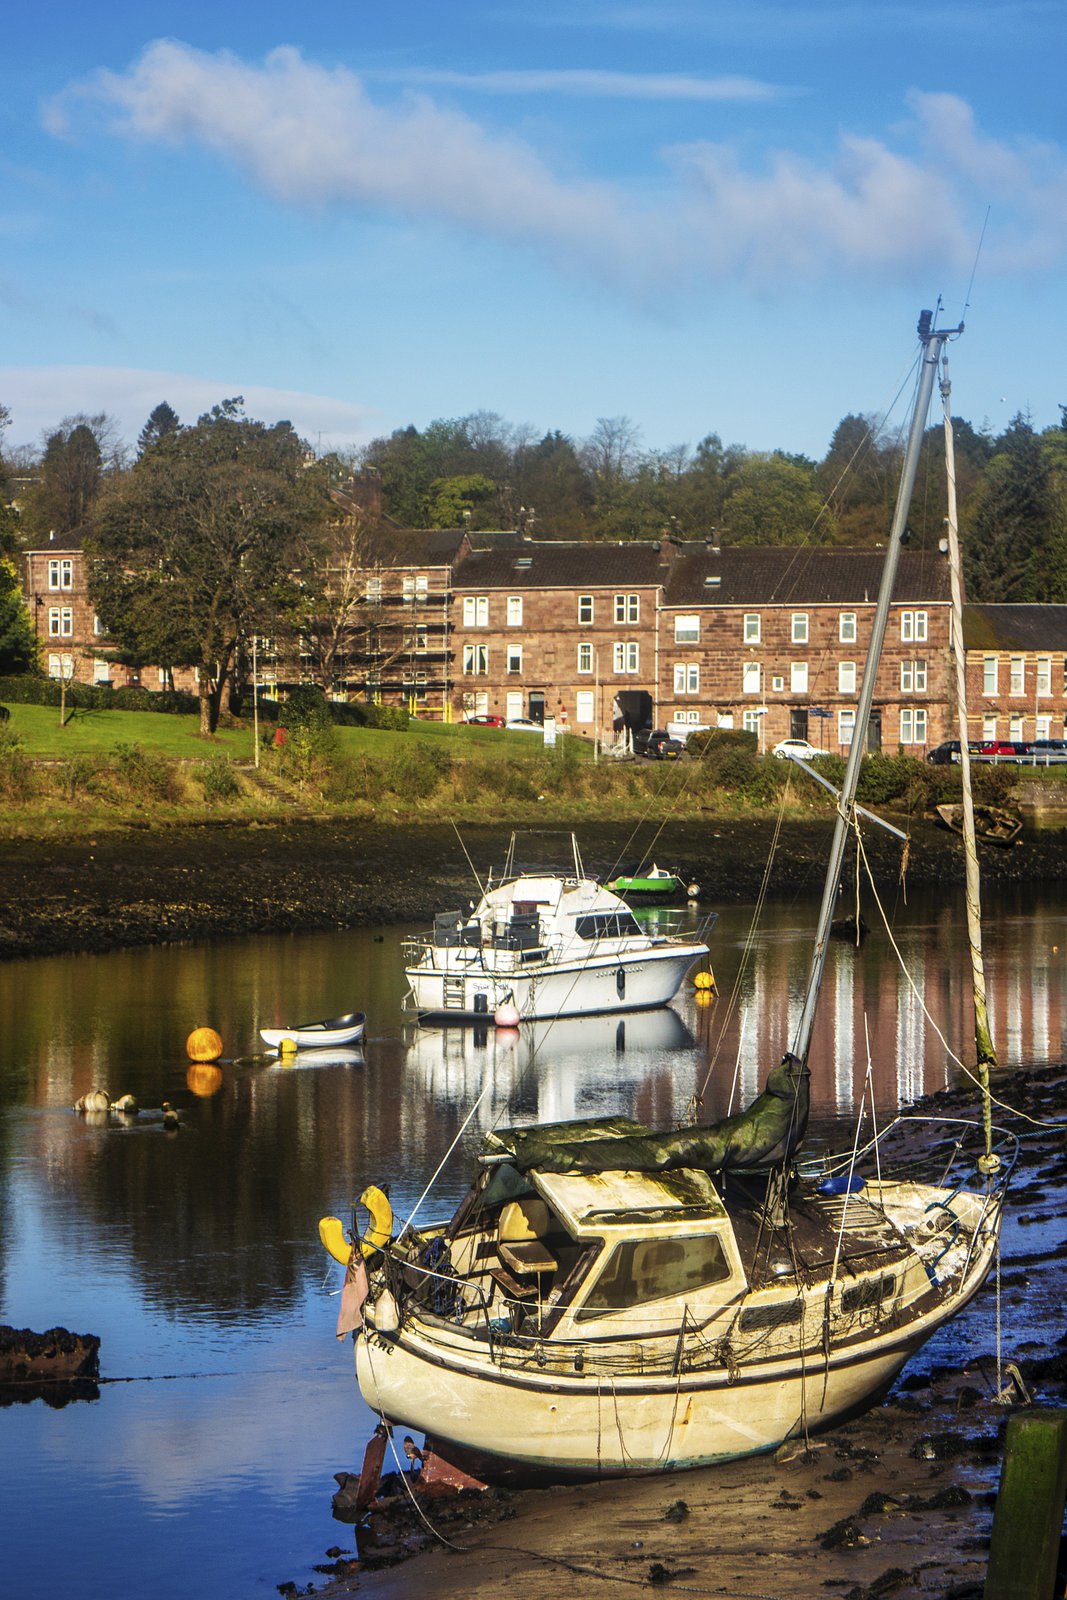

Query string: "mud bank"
[[305, 1066, 1067, 1600], [5, 813, 1067, 963]]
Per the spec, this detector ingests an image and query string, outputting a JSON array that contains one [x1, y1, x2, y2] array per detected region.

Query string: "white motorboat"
[[402, 834, 713, 1021], [259, 1012, 365, 1051], [322, 311, 1014, 1484]]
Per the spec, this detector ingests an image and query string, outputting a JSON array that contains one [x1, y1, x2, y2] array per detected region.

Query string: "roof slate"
[[662, 546, 952, 608], [453, 541, 670, 590], [964, 603, 1067, 652]]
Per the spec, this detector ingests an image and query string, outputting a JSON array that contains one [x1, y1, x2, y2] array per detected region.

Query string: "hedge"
[[0, 675, 199, 715]]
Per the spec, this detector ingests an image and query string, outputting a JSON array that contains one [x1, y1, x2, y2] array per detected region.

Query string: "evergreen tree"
[[964, 414, 1059, 600]]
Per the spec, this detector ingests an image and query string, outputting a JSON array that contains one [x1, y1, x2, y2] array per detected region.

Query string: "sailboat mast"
[[790, 310, 961, 1069], [941, 356, 997, 1155]]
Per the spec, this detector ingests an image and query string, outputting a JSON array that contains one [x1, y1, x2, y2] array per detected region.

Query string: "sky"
[[2, 2, 1065, 469]]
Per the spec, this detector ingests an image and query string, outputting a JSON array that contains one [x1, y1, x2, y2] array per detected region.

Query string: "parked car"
[[926, 739, 982, 764], [463, 714, 505, 727], [633, 728, 686, 759], [505, 717, 541, 730], [772, 738, 821, 760]]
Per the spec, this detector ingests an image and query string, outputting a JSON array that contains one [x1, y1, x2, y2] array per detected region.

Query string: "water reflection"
[[0, 884, 1066, 1599]]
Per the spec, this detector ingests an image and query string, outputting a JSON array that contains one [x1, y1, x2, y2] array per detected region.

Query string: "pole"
[[791, 311, 959, 1068], [253, 634, 260, 769], [941, 355, 997, 1149]]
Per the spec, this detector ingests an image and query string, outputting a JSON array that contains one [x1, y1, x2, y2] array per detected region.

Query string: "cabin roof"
[[532, 1166, 727, 1237]]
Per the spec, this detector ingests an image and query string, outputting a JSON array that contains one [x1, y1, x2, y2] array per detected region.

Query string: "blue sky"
[[3, 2, 1065, 467]]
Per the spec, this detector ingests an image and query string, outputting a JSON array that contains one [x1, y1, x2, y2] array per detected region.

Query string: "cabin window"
[[738, 1300, 804, 1332], [841, 1273, 896, 1313], [575, 911, 642, 940], [575, 1234, 732, 1318]]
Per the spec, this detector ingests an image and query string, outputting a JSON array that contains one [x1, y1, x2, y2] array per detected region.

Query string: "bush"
[[198, 756, 241, 801], [0, 674, 198, 715], [0, 726, 38, 802], [111, 742, 183, 803], [382, 742, 448, 802], [686, 727, 758, 757]]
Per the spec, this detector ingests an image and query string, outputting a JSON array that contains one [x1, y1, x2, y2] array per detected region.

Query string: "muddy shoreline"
[[5, 812, 1067, 962]]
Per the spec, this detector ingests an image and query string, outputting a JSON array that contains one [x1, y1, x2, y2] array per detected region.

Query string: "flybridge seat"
[[490, 911, 542, 952], [496, 1196, 557, 1277], [433, 912, 480, 948]]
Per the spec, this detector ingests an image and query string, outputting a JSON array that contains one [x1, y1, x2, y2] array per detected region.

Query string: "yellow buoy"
[[279, 1036, 298, 1056], [186, 1062, 223, 1098], [319, 1216, 352, 1264], [186, 1026, 224, 1062], [693, 969, 716, 992], [359, 1185, 393, 1257]]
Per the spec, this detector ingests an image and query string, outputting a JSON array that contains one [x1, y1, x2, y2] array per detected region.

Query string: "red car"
[[464, 714, 505, 727]]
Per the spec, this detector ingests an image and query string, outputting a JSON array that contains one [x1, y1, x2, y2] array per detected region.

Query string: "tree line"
[[1, 394, 1066, 718]]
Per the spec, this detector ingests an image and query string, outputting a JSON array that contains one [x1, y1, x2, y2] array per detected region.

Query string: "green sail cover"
[[499, 1059, 809, 1175]]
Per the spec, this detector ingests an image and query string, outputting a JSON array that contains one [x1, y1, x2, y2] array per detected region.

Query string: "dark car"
[[926, 740, 981, 764], [633, 728, 686, 760]]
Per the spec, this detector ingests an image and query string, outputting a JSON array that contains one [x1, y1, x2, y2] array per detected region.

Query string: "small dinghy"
[[260, 1012, 366, 1051]]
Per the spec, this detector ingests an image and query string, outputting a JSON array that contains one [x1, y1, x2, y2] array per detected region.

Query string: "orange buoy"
[[186, 1062, 223, 1097], [186, 1026, 224, 1062]]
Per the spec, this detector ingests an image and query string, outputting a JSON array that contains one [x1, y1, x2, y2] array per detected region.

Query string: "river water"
[[2, 884, 1066, 1599]]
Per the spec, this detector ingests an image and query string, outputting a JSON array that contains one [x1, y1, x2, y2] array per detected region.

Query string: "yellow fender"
[[318, 1215, 352, 1264], [359, 1185, 393, 1257]]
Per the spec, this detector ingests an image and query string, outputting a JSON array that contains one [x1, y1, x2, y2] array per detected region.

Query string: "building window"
[[743, 614, 761, 644], [94, 660, 110, 685], [1010, 656, 1025, 695], [674, 615, 700, 644], [48, 560, 61, 589], [901, 610, 928, 643], [900, 708, 927, 744], [742, 709, 761, 734], [1009, 714, 1024, 740], [575, 690, 594, 724], [462, 596, 489, 627], [507, 596, 523, 627], [839, 708, 856, 746], [365, 576, 382, 601], [743, 661, 761, 694], [838, 661, 856, 694], [507, 644, 523, 674], [48, 608, 61, 636], [614, 593, 639, 624], [982, 714, 997, 740], [790, 662, 808, 693], [613, 641, 639, 673], [402, 573, 429, 599], [1037, 656, 1051, 696], [771, 675, 785, 692], [900, 659, 927, 693], [839, 612, 857, 643], [577, 643, 593, 674], [1036, 714, 1052, 739], [578, 595, 593, 624], [462, 643, 488, 675], [505, 690, 524, 720], [982, 656, 998, 695], [791, 613, 808, 644], [674, 663, 699, 694]]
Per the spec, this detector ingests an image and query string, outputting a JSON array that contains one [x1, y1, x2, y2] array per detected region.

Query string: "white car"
[[505, 717, 541, 730], [772, 738, 822, 760]]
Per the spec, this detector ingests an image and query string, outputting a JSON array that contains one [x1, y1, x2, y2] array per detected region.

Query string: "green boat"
[[607, 864, 687, 899]]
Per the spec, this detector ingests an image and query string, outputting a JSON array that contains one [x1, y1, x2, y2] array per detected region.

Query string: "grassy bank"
[[0, 700, 1042, 839]]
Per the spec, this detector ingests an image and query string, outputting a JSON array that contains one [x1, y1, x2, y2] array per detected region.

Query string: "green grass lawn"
[[6, 702, 592, 762]]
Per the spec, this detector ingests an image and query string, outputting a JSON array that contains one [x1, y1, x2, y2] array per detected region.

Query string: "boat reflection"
[[403, 1006, 698, 1132], [269, 1046, 365, 1070]]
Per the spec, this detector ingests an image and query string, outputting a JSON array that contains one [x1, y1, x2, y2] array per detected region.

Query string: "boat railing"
[[631, 909, 718, 943]]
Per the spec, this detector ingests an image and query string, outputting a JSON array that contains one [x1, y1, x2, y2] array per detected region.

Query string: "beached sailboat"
[[321, 313, 1013, 1481]]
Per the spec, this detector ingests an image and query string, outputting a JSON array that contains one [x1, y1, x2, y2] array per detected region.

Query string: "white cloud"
[[0, 365, 379, 455], [43, 41, 1067, 293], [372, 67, 791, 101]]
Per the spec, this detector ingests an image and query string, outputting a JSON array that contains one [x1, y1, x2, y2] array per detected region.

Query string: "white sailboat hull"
[[355, 1221, 997, 1477]]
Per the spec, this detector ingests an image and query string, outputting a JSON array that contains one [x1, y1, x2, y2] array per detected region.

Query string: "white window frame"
[[1009, 714, 1024, 740], [614, 593, 639, 624], [900, 659, 927, 693], [790, 662, 808, 693], [982, 656, 998, 695], [506, 644, 523, 674], [791, 613, 808, 644], [506, 596, 523, 627], [674, 663, 699, 694], [1036, 714, 1052, 739], [742, 708, 761, 734], [578, 595, 593, 624], [771, 675, 785, 692], [1037, 656, 1051, 696], [365, 575, 383, 601], [1010, 656, 1025, 695], [839, 612, 857, 643], [505, 690, 524, 720], [575, 690, 594, 724], [48, 608, 61, 636], [839, 707, 856, 747], [462, 596, 489, 627], [743, 613, 761, 644], [899, 707, 927, 745], [838, 661, 856, 694], [48, 559, 61, 590], [612, 641, 639, 673], [901, 610, 928, 643], [674, 615, 700, 644], [742, 661, 761, 694], [982, 714, 997, 740], [463, 643, 489, 675], [577, 643, 593, 674]]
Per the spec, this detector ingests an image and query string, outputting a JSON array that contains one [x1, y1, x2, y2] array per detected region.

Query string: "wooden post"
[[985, 1408, 1067, 1600]]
